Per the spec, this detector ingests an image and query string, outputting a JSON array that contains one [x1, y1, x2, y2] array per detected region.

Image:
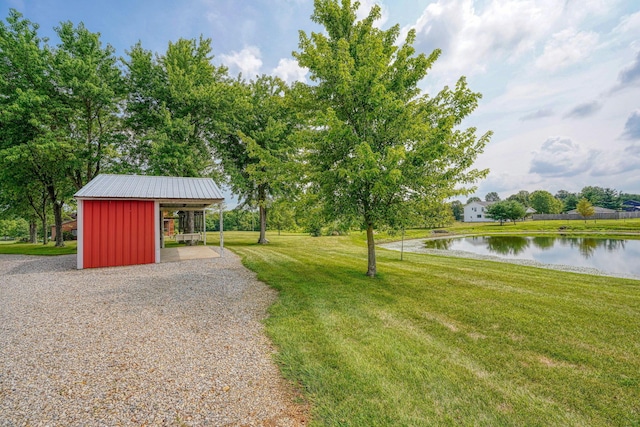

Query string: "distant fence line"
[[531, 212, 640, 221]]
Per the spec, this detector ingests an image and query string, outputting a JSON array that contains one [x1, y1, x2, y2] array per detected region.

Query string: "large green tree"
[[485, 192, 500, 202], [0, 176, 46, 243], [580, 186, 605, 206], [295, 0, 490, 276], [52, 21, 125, 189], [1, 11, 126, 246], [450, 200, 464, 221], [530, 190, 563, 214], [123, 37, 231, 178], [486, 200, 526, 225], [218, 75, 300, 244], [0, 10, 75, 246], [599, 188, 621, 210], [123, 37, 238, 240], [573, 186, 620, 210], [507, 190, 530, 207], [555, 189, 579, 212]]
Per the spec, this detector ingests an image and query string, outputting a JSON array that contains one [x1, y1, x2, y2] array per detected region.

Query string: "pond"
[[424, 235, 640, 278]]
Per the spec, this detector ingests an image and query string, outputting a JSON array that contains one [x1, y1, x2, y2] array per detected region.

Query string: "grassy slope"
[[446, 218, 640, 235], [375, 218, 640, 243], [0, 241, 77, 255], [223, 231, 640, 426]]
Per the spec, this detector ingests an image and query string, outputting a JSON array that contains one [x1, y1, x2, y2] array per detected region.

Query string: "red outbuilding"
[[74, 174, 224, 269]]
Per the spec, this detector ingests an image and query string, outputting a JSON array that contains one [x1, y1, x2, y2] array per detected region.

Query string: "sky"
[[3, 0, 640, 203]]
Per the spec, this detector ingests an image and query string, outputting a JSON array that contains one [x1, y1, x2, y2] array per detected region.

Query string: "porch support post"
[[203, 208, 207, 246], [154, 201, 161, 263], [219, 203, 224, 256]]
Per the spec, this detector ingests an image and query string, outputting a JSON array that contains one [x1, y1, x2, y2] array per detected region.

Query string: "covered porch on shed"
[[75, 174, 225, 269], [159, 203, 224, 263]]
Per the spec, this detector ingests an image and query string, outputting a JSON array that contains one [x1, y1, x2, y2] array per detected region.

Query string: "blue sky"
[[3, 0, 640, 202]]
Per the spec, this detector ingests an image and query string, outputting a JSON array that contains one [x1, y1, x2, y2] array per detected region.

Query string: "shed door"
[[83, 200, 155, 268]]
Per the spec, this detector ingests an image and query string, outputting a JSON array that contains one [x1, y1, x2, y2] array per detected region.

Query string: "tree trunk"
[[52, 201, 64, 247], [366, 223, 376, 277], [258, 205, 268, 244], [41, 209, 48, 245], [29, 220, 37, 244], [45, 186, 61, 246], [186, 211, 195, 246]]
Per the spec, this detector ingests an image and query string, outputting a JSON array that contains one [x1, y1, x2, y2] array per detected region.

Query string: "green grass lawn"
[[0, 240, 77, 255], [446, 218, 640, 235], [2, 222, 639, 425], [370, 219, 640, 244], [218, 231, 640, 426]]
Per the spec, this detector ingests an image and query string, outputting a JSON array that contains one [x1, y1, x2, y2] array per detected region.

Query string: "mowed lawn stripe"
[[222, 232, 639, 426]]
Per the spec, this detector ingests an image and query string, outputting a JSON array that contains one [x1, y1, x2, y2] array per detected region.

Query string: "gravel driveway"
[[0, 252, 307, 426]]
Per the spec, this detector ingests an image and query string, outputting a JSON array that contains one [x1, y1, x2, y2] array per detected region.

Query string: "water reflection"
[[532, 236, 555, 249], [485, 236, 529, 256], [424, 235, 640, 277], [426, 238, 454, 250]]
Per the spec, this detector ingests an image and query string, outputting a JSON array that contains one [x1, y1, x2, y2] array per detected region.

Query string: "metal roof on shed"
[[75, 174, 224, 201]]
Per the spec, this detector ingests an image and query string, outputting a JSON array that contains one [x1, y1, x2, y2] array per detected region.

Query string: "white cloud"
[[272, 58, 308, 83], [356, 0, 388, 27], [610, 50, 640, 93], [406, 0, 555, 75], [473, 171, 542, 197], [204, 10, 219, 23], [591, 143, 640, 177], [563, 100, 602, 119], [402, 0, 627, 79], [520, 108, 555, 121], [562, 0, 622, 25], [530, 136, 598, 177], [220, 46, 263, 79], [535, 28, 599, 72], [611, 10, 640, 38], [621, 109, 640, 140]]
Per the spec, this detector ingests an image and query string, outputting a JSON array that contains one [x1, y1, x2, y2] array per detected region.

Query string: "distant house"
[[163, 213, 176, 236], [463, 201, 494, 222], [622, 200, 640, 212], [567, 206, 617, 214], [51, 218, 78, 240]]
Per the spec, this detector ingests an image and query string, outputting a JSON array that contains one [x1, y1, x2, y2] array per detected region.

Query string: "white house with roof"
[[464, 201, 494, 222], [463, 201, 537, 222]]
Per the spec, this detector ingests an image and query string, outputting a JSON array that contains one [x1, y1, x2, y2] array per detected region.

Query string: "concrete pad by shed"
[[161, 245, 220, 263]]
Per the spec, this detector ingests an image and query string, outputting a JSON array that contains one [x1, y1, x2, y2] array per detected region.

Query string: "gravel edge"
[[0, 251, 308, 426]]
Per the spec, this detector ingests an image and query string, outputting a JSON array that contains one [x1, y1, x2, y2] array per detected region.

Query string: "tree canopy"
[[122, 37, 233, 178], [217, 75, 301, 244], [485, 200, 526, 225], [0, 10, 74, 246], [295, 0, 490, 276], [485, 192, 500, 202], [1, 5, 493, 264], [530, 190, 563, 214], [576, 198, 595, 222]]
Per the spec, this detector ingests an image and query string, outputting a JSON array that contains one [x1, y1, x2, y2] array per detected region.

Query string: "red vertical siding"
[[122, 201, 131, 264], [83, 200, 155, 268], [114, 202, 123, 266]]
